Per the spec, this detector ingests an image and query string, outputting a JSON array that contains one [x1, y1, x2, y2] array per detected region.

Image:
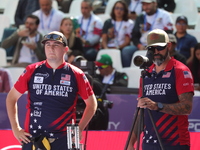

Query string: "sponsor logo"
[[35, 73, 49, 78], [33, 110, 42, 117], [34, 76, 44, 83], [183, 83, 189, 86], [33, 102, 43, 106], [60, 80, 70, 85]]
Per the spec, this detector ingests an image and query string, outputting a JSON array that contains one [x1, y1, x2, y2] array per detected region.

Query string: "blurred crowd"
[[0, 0, 200, 95]]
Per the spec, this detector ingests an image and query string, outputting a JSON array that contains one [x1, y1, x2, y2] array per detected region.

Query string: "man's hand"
[[13, 127, 32, 144], [137, 97, 158, 111], [17, 28, 30, 37]]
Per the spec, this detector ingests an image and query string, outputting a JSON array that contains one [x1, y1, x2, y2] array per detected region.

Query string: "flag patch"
[[61, 74, 71, 81], [162, 72, 171, 78], [183, 71, 192, 79]]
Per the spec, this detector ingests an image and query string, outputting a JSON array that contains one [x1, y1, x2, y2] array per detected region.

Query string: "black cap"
[[176, 15, 188, 25], [41, 31, 68, 46]]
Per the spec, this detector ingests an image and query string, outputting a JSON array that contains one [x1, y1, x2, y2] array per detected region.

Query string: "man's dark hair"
[[82, 0, 93, 8], [26, 14, 40, 25], [192, 43, 200, 83], [110, 0, 129, 21]]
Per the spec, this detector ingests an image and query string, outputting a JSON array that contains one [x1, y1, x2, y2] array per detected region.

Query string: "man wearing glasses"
[[128, 29, 194, 150], [6, 31, 97, 150], [131, 0, 173, 51], [174, 15, 198, 65], [1, 15, 45, 68], [95, 54, 128, 87]]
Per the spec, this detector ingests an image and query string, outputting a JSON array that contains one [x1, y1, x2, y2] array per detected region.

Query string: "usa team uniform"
[[139, 58, 194, 150], [14, 61, 93, 149]]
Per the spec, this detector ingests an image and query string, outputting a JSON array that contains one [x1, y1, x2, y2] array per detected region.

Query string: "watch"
[[157, 102, 164, 111]]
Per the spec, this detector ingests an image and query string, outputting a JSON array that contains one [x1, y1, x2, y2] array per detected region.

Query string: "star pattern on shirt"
[[34, 118, 37, 123], [49, 133, 54, 137], [38, 125, 42, 129], [144, 129, 158, 144], [145, 130, 148, 134], [30, 124, 33, 129]]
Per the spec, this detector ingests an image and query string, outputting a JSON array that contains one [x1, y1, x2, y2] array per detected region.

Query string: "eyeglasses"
[[43, 34, 67, 46], [147, 45, 167, 51], [114, 7, 124, 11], [97, 65, 109, 70], [176, 23, 187, 26]]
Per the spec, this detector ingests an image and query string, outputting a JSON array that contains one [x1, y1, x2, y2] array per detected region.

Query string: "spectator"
[[60, 17, 83, 57], [32, 0, 65, 35], [95, 54, 128, 88], [1, 15, 45, 68], [6, 31, 97, 149], [15, 0, 40, 28], [157, 0, 176, 13], [101, 0, 136, 67], [76, 0, 103, 61], [168, 33, 186, 64], [174, 15, 198, 65], [188, 43, 200, 92], [0, 68, 12, 93], [132, 0, 173, 50]]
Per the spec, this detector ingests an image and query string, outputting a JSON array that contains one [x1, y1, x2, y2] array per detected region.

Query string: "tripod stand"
[[124, 69, 165, 150]]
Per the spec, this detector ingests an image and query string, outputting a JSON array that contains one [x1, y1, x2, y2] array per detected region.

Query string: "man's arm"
[[78, 94, 97, 132], [162, 92, 193, 115], [186, 47, 194, 65], [6, 87, 32, 144], [101, 33, 109, 49], [1, 32, 19, 49]]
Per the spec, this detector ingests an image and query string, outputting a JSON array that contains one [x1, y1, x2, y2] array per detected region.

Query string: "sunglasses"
[[147, 45, 167, 51], [114, 7, 124, 11], [98, 65, 109, 70], [43, 34, 67, 46], [176, 22, 187, 26]]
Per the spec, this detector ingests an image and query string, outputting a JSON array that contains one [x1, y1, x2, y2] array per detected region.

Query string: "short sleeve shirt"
[[14, 61, 93, 138], [139, 58, 194, 146]]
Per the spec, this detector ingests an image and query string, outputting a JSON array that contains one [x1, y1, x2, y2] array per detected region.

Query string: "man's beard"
[[153, 50, 168, 66]]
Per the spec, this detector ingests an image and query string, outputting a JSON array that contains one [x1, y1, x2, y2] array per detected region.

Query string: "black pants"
[[22, 136, 68, 150], [142, 143, 190, 150]]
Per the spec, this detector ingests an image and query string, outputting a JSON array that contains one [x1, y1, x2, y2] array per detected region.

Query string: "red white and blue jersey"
[[139, 58, 194, 146], [14, 60, 93, 138]]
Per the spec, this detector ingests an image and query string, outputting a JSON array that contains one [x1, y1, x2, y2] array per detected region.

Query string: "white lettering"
[[108, 122, 120, 130]]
